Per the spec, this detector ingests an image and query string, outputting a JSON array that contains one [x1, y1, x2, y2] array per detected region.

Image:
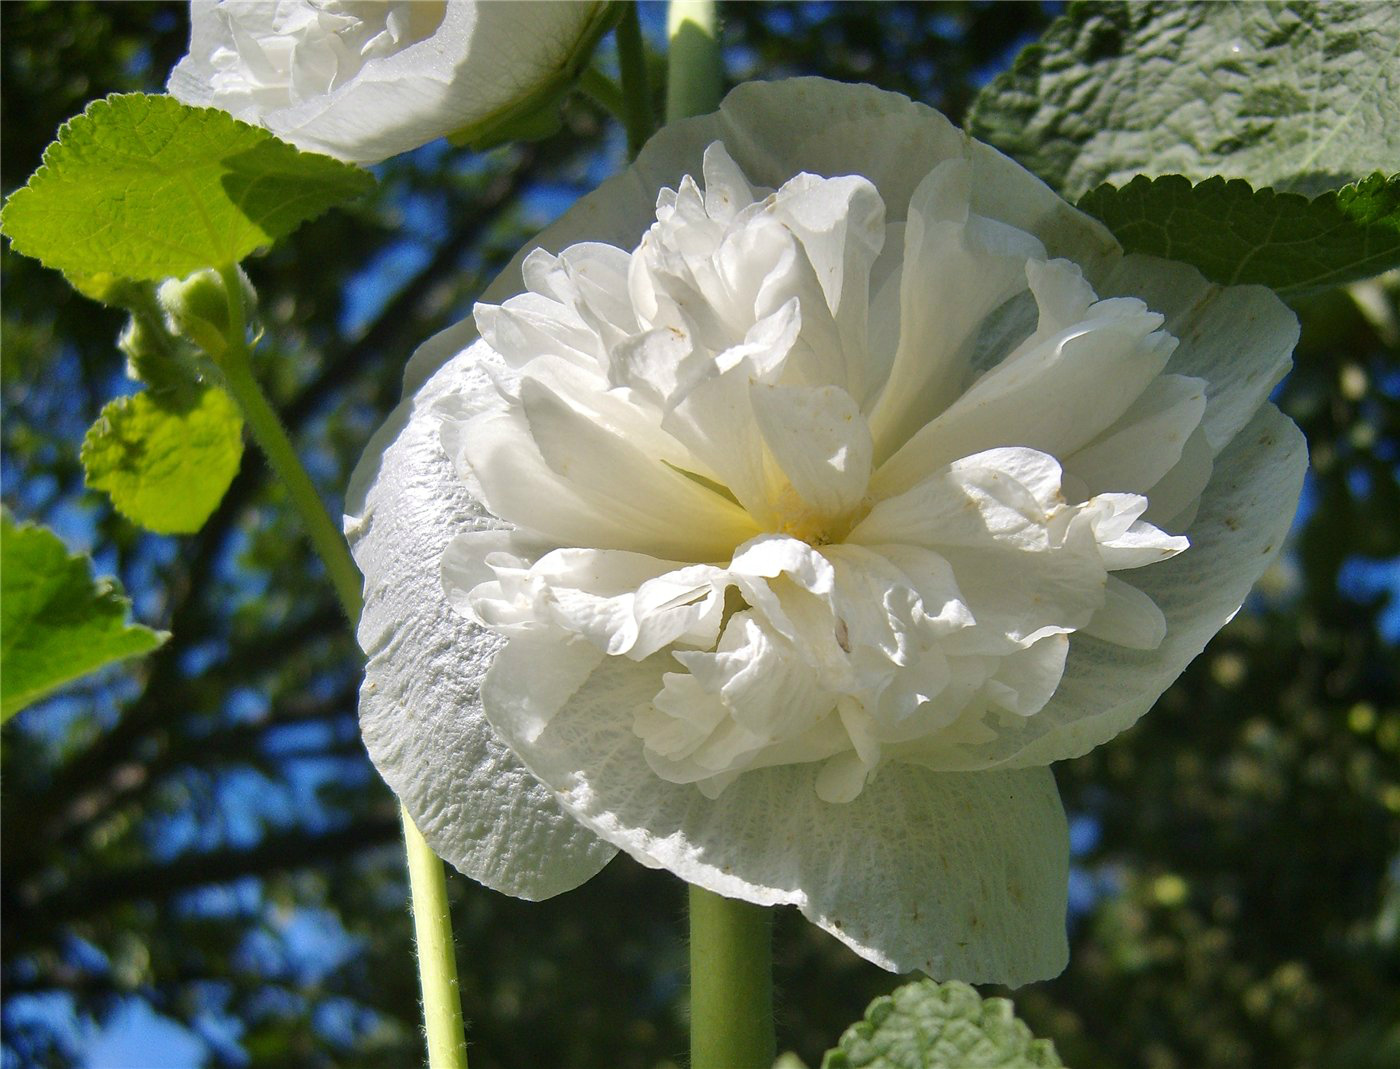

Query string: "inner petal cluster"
[[440, 142, 1208, 802], [208, 0, 446, 108]]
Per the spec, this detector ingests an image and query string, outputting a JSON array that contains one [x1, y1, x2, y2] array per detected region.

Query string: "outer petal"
[[345, 347, 616, 897], [488, 653, 1070, 986], [702, 81, 1119, 276], [915, 403, 1307, 771]]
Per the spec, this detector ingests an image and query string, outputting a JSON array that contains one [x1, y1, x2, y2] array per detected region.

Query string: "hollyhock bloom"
[[167, 0, 614, 164], [346, 79, 1305, 985]]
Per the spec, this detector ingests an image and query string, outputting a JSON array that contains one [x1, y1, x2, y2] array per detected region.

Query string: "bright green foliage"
[[0, 511, 165, 722], [820, 980, 1062, 1069], [968, 1, 1400, 199], [0, 92, 374, 281], [63, 270, 145, 308], [1079, 172, 1400, 298], [81, 385, 245, 535]]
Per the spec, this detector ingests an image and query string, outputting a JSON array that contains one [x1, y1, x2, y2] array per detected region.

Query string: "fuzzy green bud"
[[157, 267, 255, 357]]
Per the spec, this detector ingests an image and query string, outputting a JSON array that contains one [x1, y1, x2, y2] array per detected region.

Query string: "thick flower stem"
[[666, 0, 721, 121], [688, 886, 775, 1069], [214, 265, 469, 1069]]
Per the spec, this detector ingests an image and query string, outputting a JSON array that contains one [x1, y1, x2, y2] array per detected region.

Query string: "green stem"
[[213, 265, 363, 622], [404, 804, 471, 1069], [616, 1, 655, 158], [666, 0, 721, 122], [578, 66, 628, 125], [213, 265, 468, 1069], [688, 886, 775, 1069]]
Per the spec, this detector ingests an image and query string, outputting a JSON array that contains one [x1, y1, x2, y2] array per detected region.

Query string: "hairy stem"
[[215, 264, 468, 1069], [403, 806, 471, 1069]]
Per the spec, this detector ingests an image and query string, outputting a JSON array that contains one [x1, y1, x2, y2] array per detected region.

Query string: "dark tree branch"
[[16, 816, 402, 930]]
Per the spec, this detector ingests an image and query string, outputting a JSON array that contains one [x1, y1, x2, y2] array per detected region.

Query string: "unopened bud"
[[158, 267, 255, 357], [117, 315, 194, 394]]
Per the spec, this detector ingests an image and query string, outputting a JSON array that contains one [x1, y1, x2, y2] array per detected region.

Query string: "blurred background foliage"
[[1, 3, 1396, 1068]]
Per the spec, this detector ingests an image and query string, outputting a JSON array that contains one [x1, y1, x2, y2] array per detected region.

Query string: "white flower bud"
[[167, 1, 615, 164]]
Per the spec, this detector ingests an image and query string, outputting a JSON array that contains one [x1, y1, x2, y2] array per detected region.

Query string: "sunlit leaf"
[[81, 384, 244, 535], [0, 92, 374, 281], [0, 510, 166, 722]]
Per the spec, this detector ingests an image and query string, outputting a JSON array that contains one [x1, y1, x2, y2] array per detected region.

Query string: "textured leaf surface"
[[1078, 172, 1400, 297], [81, 385, 244, 535], [968, 1, 1400, 199], [1, 512, 166, 722], [821, 980, 1062, 1069], [0, 93, 374, 280]]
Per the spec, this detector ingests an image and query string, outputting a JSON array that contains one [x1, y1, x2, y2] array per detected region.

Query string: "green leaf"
[[820, 980, 1062, 1069], [81, 385, 245, 535], [1078, 172, 1400, 298], [968, 1, 1400, 199], [0, 92, 374, 281], [1, 511, 166, 723]]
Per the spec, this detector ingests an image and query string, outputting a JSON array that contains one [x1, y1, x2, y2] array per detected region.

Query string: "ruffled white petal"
[[1063, 373, 1208, 498], [866, 159, 1046, 461], [911, 404, 1306, 771], [448, 373, 757, 561], [874, 289, 1177, 497], [750, 383, 873, 520], [1099, 256, 1298, 456]]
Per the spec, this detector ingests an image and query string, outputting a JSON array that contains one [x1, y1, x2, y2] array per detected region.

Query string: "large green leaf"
[[81, 384, 245, 535], [1, 511, 166, 722], [1079, 172, 1400, 298], [0, 92, 374, 281], [820, 980, 1062, 1069], [968, 2, 1400, 199]]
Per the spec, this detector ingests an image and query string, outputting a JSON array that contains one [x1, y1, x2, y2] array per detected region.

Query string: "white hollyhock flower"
[[346, 79, 1306, 985], [167, 0, 614, 164]]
